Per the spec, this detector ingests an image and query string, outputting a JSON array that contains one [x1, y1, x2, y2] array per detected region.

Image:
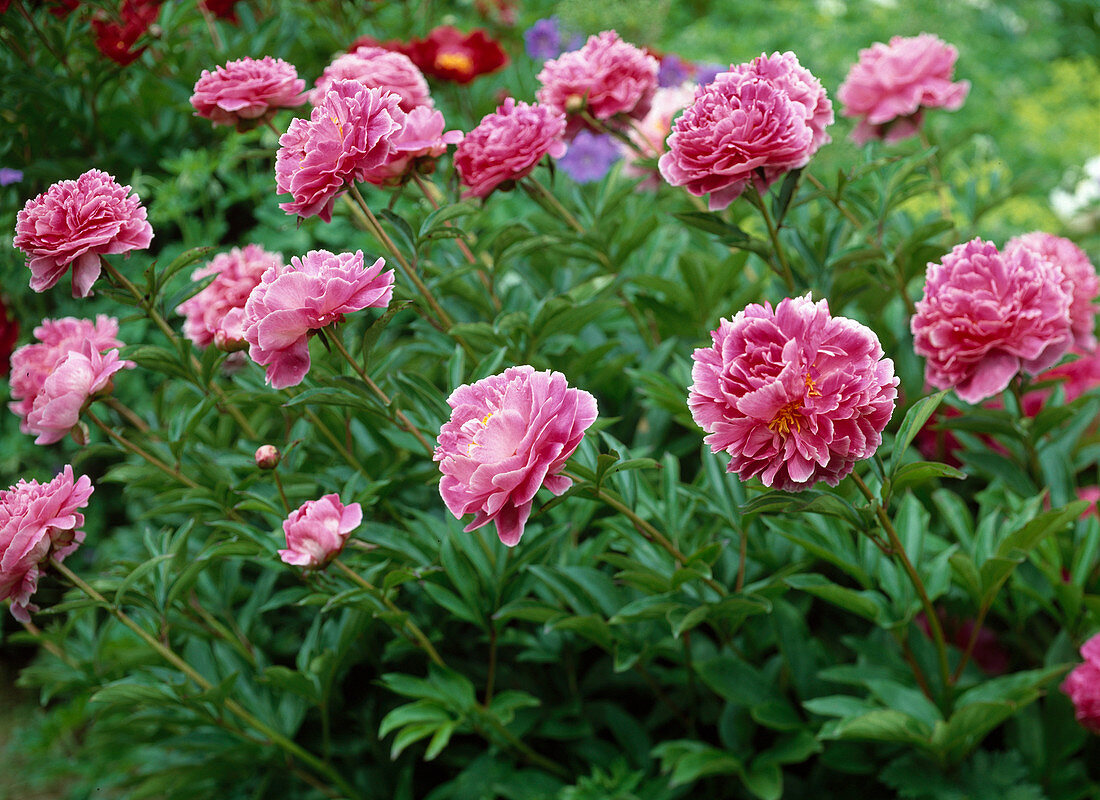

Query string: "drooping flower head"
[[838, 33, 970, 144], [13, 169, 154, 297], [9, 316, 124, 434], [402, 26, 508, 84], [177, 245, 283, 350], [659, 52, 830, 210], [241, 249, 394, 389], [278, 494, 362, 569], [310, 47, 432, 111], [536, 30, 659, 137], [0, 466, 93, 622], [25, 344, 132, 445], [689, 295, 898, 491], [435, 366, 598, 546], [454, 99, 567, 199], [911, 238, 1073, 404], [557, 130, 622, 183], [1062, 633, 1100, 733], [275, 81, 406, 221], [1004, 232, 1098, 351], [191, 56, 307, 130], [362, 106, 463, 187]]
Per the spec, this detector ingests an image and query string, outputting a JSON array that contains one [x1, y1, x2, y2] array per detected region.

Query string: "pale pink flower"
[[454, 98, 567, 198], [278, 494, 361, 568], [536, 30, 658, 137], [190, 56, 307, 130], [911, 238, 1073, 404], [25, 344, 133, 445], [9, 316, 123, 434], [275, 81, 406, 221], [362, 106, 463, 186], [1005, 232, 1099, 351], [177, 245, 283, 349], [435, 366, 598, 546], [621, 83, 695, 186], [241, 249, 394, 389], [13, 169, 153, 297], [689, 295, 898, 491], [0, 465, 93, 622], [658, 68, 815, 210], [838, 33, 970, 144], [1062, 633, 1100, 733], [310, 47, 432, 111]]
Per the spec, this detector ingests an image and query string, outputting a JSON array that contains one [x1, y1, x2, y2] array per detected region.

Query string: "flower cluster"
[[435, 366, 598, 546], [454, 99, 567, 198], [689, 295, 898, 491], [191, 56, 307, 130], [659, 52, 832, 210], [838, 33, 970, 144], [241, 249, 394, 389], [1, 466, 93, 622], [911, 238, 1073, 404], [13, 169, 153, 297]]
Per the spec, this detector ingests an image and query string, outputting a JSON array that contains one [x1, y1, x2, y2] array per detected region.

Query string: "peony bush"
[[1, 1, 1099, 798]]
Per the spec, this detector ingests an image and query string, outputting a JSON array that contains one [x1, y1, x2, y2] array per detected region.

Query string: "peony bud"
[[255, 445, 281, 469]]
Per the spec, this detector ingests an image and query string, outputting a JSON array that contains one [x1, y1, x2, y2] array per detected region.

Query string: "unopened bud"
[[215, 329, 248, 353], [70, 421, 89, 446], [255, 445, 281, 470], [564, 94, 587, 114]]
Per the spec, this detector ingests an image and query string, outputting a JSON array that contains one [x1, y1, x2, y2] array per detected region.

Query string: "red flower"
[[90, 0, 160, 67], [402, 26, 508, 84], [200, 0, 241, 22], [0, 297, 18, 378]]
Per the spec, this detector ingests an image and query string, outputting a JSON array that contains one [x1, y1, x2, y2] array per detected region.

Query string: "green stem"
[[521, 177, 585, 234], [578, 110, 646, 157], [850, 472, 952, 693], [302, 407, 370, 476], [951, 601, 991, 683], [1010, 378, 1044, 487], [86, 408, 200, 489], [749, 183, 797, 293], [49, 558, 361, 800], [273, 471, 291, 515]]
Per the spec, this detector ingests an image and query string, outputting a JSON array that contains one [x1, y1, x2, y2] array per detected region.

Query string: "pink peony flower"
[[838, 33, 970, 145], [0, 465, 93, 622], [177, 245, 283, 349], [736, 51, 833, 156], [310, 47, 432, 111], [689, 295, 898, 491], [1005, 232, 1099, 351], [25, 344, 133, 445], [658, 62, 818, 210], [536, 30, 659, 137], [435, 366, 598, 546], [9, 316, 123, 434], [275, 81, 406, 221], [621, 83, 695, 186], [454, 98, 567, 198], [13, 169, 154, 297], [191, 56, 307, 130], [1039, 348, 1100, 404], [241, 249, 394, 389], [911, 238, 1073, 404], [1062, 633, 1100, 733], [363, 106, 463, 186], [278, 494, 361, 568]]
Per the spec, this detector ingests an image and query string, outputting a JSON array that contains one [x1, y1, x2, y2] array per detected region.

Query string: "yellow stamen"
[[768, 402, 803, 436], [435, 51, 474, 74], [805, 373, 821, 397]]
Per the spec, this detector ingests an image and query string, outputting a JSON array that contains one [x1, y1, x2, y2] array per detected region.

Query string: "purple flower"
[[0, 168, 22, 186], [695, 62, 724, 86], [557, 130, 621, 183], [524, 17, 564, 62], [658, 54, 693, 87]]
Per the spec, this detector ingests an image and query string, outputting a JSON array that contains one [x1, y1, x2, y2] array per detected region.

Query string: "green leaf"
[[891, 461, 966, 493], [819, 709, 932, 745], [889, 391, 949, 479], [783, 574, 884, 622]]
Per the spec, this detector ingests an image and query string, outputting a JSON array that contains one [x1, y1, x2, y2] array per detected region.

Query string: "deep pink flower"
[[735, 51, 833, 156], [24, 344, 132, 445], [363, 106, 463, 186], [1005, 232, 1099, 351], [1062, 633, 1100, 733], [311, 47, 432, 111], [689, 295, 898, 491], [435, 366, 598, 546], [911, 238, 1073, 404], [241, 249, 394, 389], [9, 316, 123, 434], [536, 30, 659, 137], [454, 98, 567, 199], [838, 33, 970, 144], [177, 245, 283, 349], [621, 84, 694, 186], [278, 494, 362, 568], [658, 66, 815, 210], [275, 81, 406, 221], [13, 169, 153, 297], [0, 465, 93, 622], [191, 56, 307, 130]]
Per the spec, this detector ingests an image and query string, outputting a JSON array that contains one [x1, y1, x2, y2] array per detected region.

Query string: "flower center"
[[435, 51, 473, 75], [768, 401, 802, 435]]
